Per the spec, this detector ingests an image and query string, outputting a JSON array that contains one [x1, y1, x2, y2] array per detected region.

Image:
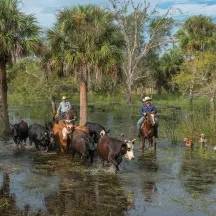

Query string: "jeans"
[[137, 116, 145, 131], [61, 112, 65, 118]]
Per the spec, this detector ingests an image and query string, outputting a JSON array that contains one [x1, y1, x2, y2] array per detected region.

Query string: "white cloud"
[[20, 0, 216, 28], [170, 3, 216, 17]]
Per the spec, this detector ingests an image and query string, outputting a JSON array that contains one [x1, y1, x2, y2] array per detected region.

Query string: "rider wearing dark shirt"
[[137, 97, 158, 138]]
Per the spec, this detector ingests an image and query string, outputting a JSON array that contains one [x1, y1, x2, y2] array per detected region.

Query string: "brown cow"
[[70, 126, 95, 163], [98, 131, 135, 172], [53, 120, 75, 152]]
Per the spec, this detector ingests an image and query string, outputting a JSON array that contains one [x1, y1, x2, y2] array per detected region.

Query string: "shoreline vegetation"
[[1, 0, 216, 140], [8, 92, 215, 145]]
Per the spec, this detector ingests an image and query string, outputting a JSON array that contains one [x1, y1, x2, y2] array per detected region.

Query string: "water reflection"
[[138, 150, 158, 172], [143, 181, 157, 203], [2, 104, 216, 216], [45, 172, 128, 216], [0, 171, 37, 215], [138, 151, 158, 204], [179, 149, 216, 194]]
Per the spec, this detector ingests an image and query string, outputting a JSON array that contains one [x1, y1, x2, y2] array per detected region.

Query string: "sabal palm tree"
[[159, 48, 184, 93], [0, 0, 41, 135], [175, 15, 216, 54], [175, 15, 216, 107], [44, 5, 124, 125]]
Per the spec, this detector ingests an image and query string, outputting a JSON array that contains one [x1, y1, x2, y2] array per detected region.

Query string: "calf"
[[70, 126, 95, 163], [10, 120, 28, 145], [98, 131, 135, 172], [85, 122, 110, 144], [52, 120, 75, 152], [28, 123, 55, 151]]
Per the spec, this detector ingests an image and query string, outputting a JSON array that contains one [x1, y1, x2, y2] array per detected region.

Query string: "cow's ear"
[[100, 130, 106, 137], [131, 139, 136, 144]]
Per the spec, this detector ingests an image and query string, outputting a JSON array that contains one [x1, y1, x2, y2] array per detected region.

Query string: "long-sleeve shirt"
[[140, 103, 157, 115], [57, 101, 71, 114]]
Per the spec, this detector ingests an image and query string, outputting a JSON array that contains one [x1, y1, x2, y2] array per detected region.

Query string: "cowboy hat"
[[62, 96, 67, 100], [142, 96, 152, 102]]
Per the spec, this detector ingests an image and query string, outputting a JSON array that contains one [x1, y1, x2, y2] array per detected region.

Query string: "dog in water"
[[184, 137, 193, 148], [199, 133, 207, 145]]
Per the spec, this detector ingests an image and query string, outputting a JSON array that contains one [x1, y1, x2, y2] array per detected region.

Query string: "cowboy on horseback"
[[137, 96, 158, 138], [56, 96, 71, 119]]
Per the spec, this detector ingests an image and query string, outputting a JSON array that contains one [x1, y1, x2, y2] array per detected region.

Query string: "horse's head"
[[146, 112, 156, 126], [65, 106, 77, 122]]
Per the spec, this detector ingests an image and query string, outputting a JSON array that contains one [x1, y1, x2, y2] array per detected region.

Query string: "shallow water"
[[1, 104, 216, 215]]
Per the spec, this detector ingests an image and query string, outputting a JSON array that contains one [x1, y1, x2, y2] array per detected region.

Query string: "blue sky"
[[20, 0, 216, 28]]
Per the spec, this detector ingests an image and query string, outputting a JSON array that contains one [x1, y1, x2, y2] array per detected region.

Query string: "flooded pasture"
[[1, 104, 216, 216]]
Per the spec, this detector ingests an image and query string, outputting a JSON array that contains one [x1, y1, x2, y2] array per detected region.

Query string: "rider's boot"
[[137, 129, 141, 138], [154, 126, 158, 138]]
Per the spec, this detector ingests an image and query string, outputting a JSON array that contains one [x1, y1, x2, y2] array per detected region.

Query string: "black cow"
[[28, 123, 55, 151], [10, 120, 28, 145], [85, 122, 110, 144], [98, 131, 135, 172], [70, 127, 95, 163]]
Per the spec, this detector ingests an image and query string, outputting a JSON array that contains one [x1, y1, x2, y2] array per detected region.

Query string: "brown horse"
[[54, 106, 77, 124], [140, 112, 156, 151]]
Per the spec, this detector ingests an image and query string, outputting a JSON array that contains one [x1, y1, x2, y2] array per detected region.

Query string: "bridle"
[[146, 113, 155, 126]]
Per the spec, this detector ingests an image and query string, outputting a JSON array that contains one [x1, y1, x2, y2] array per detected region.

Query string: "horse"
[[140, 112, 156, 151], [54, 106, 77, 124]]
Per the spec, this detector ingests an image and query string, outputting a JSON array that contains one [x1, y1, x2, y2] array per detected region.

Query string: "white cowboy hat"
[[62, 96, 67, 100], [142, 96, 152, 102]]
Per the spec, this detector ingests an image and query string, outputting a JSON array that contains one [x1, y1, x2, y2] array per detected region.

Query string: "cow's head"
[[123, 139, 136, 160], [45, 130, 55, 146], [11, 124, 21, 144]]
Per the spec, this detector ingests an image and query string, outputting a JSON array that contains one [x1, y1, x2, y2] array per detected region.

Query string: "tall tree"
[[175, 15, 216, 107], [109, 0, 173, 103], [158, 48, 184, 93], [44, 5, 124, 125], [0, 0, 41, 135]]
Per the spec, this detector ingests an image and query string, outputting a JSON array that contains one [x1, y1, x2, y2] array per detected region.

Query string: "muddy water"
[[1, 104, 216, 215]]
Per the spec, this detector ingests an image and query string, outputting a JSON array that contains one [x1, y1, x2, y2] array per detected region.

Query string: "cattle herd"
[[9, 119, 136, 173]]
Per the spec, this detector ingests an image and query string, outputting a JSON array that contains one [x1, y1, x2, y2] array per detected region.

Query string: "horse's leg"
[[140, 136, 145, 151], [148, 138, 151, 149], [153, 136, 156, 150]]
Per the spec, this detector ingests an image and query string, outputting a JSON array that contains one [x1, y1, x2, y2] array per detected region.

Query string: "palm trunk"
[[0, 61, 10, 136], [80, 81, 87, 126]]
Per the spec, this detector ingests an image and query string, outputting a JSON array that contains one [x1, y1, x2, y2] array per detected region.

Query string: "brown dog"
[[184, 138, 193, 148]]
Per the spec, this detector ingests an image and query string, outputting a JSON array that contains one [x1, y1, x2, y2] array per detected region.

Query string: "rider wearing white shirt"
[[57, 96, 71, 118]]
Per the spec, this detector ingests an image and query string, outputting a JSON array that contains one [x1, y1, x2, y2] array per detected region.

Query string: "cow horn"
[[124, 139, 128, 143]]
